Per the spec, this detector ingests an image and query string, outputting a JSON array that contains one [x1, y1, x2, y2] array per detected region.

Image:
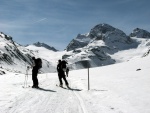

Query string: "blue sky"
[[0, 0, 150, 50]]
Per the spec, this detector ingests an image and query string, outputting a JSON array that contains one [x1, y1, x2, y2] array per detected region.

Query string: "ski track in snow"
[[1, 63, 150, 113], [2, 74, 89, 113]]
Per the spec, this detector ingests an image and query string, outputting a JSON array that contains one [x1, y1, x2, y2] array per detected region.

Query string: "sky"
[[0, 0, 150, 50]]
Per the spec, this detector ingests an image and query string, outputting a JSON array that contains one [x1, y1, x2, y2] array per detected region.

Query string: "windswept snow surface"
[[0, 54, 150, 113]]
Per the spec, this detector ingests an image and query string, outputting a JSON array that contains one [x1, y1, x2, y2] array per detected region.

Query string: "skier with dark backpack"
[[57, 60, 69, 88], [61, 60, 68, 72], [32, 57, 42, 88], [35, 58, 42, 69], [61, 60, 69, 77]]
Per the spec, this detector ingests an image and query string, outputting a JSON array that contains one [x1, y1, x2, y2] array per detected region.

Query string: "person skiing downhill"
[[57, 60, 69, 88]]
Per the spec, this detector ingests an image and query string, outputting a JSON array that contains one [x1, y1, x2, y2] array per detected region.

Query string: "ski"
[[56, 84, 71, 90], [56, 84, 66, 88]]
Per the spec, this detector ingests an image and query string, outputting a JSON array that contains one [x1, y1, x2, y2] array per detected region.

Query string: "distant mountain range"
[[63, 23, 150, 69], [66, 24, 150, 51], [0, 23, 150, 73], [32, 42, 58, 52]]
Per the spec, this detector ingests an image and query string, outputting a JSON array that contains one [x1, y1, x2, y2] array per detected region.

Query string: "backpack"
[[61, 60, 67, 71], [35, 58, 42, 69]]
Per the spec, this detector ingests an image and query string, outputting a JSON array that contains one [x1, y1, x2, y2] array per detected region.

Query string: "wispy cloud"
[[32, 18, 47, 24]]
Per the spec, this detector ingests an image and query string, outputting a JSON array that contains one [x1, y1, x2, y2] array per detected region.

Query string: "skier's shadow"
[[38, 87, 56, 92], [70, 88, 82, 91]]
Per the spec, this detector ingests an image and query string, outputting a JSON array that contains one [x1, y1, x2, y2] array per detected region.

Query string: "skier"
[[57, 60, 69, 88], [32, 57, 42, 88]]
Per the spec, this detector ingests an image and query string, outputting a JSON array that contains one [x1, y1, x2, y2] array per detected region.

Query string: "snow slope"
[[26, 45, 66, 72], [0, 32, 56, 73], [0, 52, 150, 113]]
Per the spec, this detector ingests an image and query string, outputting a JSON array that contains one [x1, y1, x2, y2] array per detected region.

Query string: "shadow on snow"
[[37, 87, 56, 92]]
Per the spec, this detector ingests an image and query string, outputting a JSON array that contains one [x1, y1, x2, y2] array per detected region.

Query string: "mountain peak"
[[33, 42, 58, 52], [66, 23, 131, 51], [89, 23, 115, 38], [129, 28, 150, 38], [0, 32, 13, 40]]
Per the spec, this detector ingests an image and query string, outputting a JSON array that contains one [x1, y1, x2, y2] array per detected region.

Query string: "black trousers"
[[58, 71, 68, 86], [32, 67, 39, 87]]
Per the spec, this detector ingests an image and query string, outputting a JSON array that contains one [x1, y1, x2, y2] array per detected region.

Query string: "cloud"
[[32, 18, 47, 24]]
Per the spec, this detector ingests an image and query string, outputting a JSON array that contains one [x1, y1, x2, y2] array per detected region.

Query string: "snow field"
[[0, 54, 150, 113]]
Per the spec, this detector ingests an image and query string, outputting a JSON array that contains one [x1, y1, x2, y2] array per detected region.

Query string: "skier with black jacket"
[[32, 57, 42, 88], [57, 60, 69, 88]]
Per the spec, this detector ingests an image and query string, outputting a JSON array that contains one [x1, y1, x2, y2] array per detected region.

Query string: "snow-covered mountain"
[[0, 32, 57, 74], [63, 23, 150, 69], [66, 23, 132, 51], [1, 24, 150, 113], [1, 23, 150, 73], [32, 42, 58, 52], [0, 32, 32, 73], [129, 28, 150, 38], [66, 34, 91, 51]]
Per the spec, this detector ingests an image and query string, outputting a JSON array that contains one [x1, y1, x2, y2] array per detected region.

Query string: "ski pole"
[[23, 66, 29, 88]]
